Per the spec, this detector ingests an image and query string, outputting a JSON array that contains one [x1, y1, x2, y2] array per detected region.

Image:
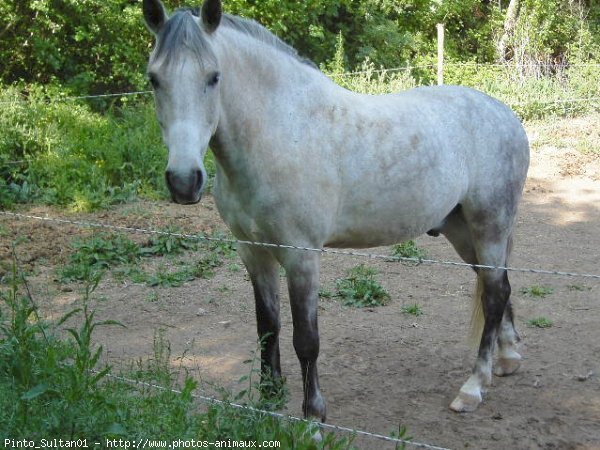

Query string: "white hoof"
[[306, 424, 323, 442], [449, 390, 482, 413], [311, 430, 323, 442]]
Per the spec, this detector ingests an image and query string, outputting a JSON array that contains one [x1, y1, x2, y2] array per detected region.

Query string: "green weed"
[[520, 285, 554, 298], [140, 229, 198, 257], [59, 230, 234, 286], [392, 240, 427, 262], [390, 424, 413, 450], [528, 317, 554, 328], [336, 264, 390, 308], [319, 288, 335, 299], [0, 260, 121, 436], [568, 284, 590, 292], [0, 86, 169, 210], [190, 254, 224, 279], [58, 233, 140, 282], [146, 266, 195, 288], [206, 233, 238, 258], [401, 304, 424, 317], [228, 263, 242, 273]]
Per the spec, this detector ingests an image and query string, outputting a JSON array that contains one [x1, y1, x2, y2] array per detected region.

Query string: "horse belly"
[[325, 185, 461, 248]]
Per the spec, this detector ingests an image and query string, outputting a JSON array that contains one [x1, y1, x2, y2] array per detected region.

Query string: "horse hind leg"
[[475, 235, 522, 378], [441, 207, 521, 412], [495, 298, 522, 377], [450, 266, 514, 412]]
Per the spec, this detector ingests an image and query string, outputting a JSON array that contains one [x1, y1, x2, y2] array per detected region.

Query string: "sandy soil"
[[1, 115, 599, 449]]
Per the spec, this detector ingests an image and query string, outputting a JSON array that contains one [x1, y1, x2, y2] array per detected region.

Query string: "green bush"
[[0, 0, 149, 94], [0, 0, 599, 95], [0, 85, 168, 210]]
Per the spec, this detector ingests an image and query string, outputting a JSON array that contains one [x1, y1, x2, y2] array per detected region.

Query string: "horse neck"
[[212, 28, 336, 154]]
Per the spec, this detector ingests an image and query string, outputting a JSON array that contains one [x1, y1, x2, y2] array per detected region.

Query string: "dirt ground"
[[1, 115, 599, 449]]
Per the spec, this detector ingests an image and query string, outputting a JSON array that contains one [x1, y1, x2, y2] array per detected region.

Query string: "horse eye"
[[208, 72, 220, 87]]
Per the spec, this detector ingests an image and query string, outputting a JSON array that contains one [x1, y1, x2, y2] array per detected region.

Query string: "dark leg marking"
[[287, 257, 326, 421]]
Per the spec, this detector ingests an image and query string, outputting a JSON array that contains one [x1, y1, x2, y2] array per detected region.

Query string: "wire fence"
[[2, 211, 600, 280], [3, 205, 598, 450], [331, 61, 600, 77], [1, 61, 599, 107], [0, 89, 153, 105]]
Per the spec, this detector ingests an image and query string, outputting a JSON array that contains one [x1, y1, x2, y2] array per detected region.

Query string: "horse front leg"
[[286, 253, 326, 422], [239, 245, 283, 394]]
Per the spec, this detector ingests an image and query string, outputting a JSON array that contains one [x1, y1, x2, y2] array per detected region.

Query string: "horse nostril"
[[194, 170, 203, 190]]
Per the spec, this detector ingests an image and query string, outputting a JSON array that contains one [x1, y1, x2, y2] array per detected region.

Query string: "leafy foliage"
[[0, 0, 598, 95], [392, 241, 427, 262], [0, 265, 355, 448], [0, 0, 150, 94], [336, 264, 390, 308], [59, 233, 141, 282], [0, 85, 168, 210], [58, 230, 235, 286]]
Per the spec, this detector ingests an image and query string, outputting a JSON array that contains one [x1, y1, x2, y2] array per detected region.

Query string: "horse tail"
[[469, 276, 485, 346], [469, 234, 514, 346]]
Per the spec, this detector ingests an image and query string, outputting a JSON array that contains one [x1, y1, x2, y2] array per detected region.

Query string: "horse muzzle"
[[165, 169, 204, 204]]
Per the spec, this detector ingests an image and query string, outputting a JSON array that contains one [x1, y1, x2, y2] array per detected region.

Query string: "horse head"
[[144, 0, 222, 204]]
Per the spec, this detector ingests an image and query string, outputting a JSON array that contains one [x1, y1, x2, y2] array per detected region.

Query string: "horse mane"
[[220, 14, 319, 70], [152, 8, 318, 70]]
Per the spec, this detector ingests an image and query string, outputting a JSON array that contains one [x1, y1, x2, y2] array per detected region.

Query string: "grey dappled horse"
[[143, 0, 530, 420]]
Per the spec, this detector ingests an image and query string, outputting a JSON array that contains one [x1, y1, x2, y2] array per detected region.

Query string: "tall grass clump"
[[1, 257, 355, 448], [443, 62, 600, 120]]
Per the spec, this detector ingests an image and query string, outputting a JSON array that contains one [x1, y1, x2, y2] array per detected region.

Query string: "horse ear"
[[143, 0, 168, 35], [201, 0, 222, 33]]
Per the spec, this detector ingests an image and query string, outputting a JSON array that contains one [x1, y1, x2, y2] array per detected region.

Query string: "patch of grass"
[[0, 85, 170, 210], [336, 264, 390, 308], [146, 266, 195, 288], [319, 288, 335, 299], [401, 304, 423, 317], [206, 233, 238, 258], [59, 230, 234, 286], [190, 254, 224, 279], [392, 240, 427, 262], [228, 263, 242, 273], [567, 284, 591, 292], [58, 233, 140, 282], [520, 285, 554, 298], [140, 229, 198, 257], [528, 317, 554, 328]]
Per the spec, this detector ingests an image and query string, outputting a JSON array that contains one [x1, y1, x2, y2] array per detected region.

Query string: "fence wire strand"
[[0, 90, 153, 105], [2, 210, 600, 280], [98, 371, 450, 450]]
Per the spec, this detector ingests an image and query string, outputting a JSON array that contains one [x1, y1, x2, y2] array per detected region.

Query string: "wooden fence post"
[[437, 23, 445, 86]]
